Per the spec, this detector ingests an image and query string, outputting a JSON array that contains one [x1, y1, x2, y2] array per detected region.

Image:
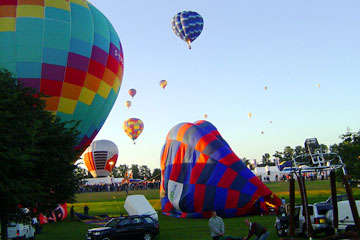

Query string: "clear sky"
[[79, 0, 360, 171]]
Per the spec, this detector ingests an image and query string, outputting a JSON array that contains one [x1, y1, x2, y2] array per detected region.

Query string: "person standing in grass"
[[243, 219, 269, 240], [208, 210, 225, 240]]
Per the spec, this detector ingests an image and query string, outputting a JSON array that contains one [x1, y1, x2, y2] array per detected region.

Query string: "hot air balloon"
[[172, 11, 204, 49], [248, 112, 252, 119], [83, 140, 118, 178], [204, 114, 208, 119], [261, 131, 264, 135], [269, 120, 272, 124], [125, 100, 132, 109], [160, 120, 281, 218], [317, 83, 320, 88], [0, 0, 124, 153], [160, 80, 168, 90], [128, 89, 137, 98], [123, 118, 144, 144], [264, 86, 268, 91]]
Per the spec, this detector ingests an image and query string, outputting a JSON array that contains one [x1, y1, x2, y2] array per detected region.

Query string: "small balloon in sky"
[[204, 114, 208, 119], [261, 131, 264, 135], [128, 89, 137, 98], [172, 11, 204, 49], [160, 80, 168, 90], [123, 118, 144, 144], [269, 120, 272, 124], [248, 112, 252, 119], [125, 100, 132, 109], [264, 86, 268, 91], [317, 83, 320, 88]]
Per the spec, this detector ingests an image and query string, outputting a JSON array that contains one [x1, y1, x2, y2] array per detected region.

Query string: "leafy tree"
[[115, 164, 129, 178], [273, 151, 283, 161], [0, 70, 81, 239], [294, 145, 305, 156], [139, 165, 151, 179], [331, 130, 360, 180], [151, 168, 161, 180], [131, 164, 140, 179], [262, 153, 271, 165], [283, 146, 294, 161]]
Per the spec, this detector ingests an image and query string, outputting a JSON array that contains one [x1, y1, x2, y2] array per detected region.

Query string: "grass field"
[[34, 180, 360, 240]]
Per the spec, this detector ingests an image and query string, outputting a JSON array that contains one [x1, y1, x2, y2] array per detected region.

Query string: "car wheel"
[[101, 237, 112, 240], [276, 226, 287, 237], [143, 233, 152, 240]]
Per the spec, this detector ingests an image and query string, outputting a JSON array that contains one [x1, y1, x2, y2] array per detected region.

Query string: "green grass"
[[34, 180, 360, 240]]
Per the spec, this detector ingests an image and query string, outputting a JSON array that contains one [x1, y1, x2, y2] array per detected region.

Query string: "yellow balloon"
[[248, 112, 252, 119], [125, 100, 132, 109]]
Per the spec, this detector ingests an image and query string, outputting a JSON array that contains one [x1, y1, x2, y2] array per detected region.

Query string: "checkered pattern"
[[160, 120, 281, 218], [123, 118, 144, 142], [0, 0, 124, 151]]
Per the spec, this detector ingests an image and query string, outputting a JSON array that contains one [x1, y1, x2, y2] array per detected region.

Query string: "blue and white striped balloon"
[[172, 11, 204, 49]]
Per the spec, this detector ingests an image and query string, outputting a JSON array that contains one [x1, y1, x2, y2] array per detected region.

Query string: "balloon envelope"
[[123, 118, 144, 143], [172, 11, 204, 49], [83, 140, 118, 178], [248, 112, 252, 119], [160, 80, 168, 89], [128, 89, 137, 98], [125, 100, 132, 109], [0, 0, 124, 152], [160, 120, 281, 218]]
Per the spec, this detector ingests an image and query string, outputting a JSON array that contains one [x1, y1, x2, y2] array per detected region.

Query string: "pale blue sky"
[[80, 0, 360, 171]]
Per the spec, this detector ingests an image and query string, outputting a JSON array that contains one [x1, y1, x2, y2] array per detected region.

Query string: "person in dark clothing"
[[243, 219, 269, 240], [84, 205, 89, 216], [70, 206, 75, 221]]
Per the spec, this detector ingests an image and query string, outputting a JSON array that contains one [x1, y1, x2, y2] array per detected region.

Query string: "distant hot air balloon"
[[83, 140, 118, 178], [317, 83, 320, 88], [123, 118, 144, 144], [264, 86, 268, 91], [125, 100, 132, 109], [172, 11, 204, 49], [261, 131, 264, 135], [128, 89, 137, 98], [248, 112, 252, 119], [160, 120, 282, 218], [269, 120, 272, 124], [0, 1, 124, 153], [160, 80, 168, 90], [204, 114, 208, 119]]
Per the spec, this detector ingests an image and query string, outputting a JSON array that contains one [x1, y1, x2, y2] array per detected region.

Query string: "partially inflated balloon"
[[123, 118, 144, 144], [0, 0, 124, 152], [172, 11, 203, 49], [128, 89, 136, 98], [83, 140, 118, 178], [160, 120, 281, 218], [160, 80, 167, 90], [125, 100, 132, 109]]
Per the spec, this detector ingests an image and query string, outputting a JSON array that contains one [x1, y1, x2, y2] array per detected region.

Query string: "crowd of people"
[[257, 171, 330, 183], [78, 180, 161, 193]]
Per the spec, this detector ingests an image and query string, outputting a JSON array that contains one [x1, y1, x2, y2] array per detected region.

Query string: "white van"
[[7, 222, 35, 240], [326, 200, 360, 232]]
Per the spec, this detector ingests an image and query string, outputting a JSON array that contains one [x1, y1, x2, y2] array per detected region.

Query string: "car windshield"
[[316, 204, 332, 215], [144, 217, 154, 224], [104, 218, 120, 227]]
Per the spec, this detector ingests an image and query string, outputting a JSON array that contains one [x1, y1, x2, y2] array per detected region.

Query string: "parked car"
[[85, 215, 159, 240], [7, 222, 35, 240], [274, 202, 334, 237], [324, 194, 348, 204], [326, 200, 360, 232]]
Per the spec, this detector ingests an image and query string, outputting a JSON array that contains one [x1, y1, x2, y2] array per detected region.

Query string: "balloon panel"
[[160, 120, 281, 218], [0, 0, 124, 152]]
